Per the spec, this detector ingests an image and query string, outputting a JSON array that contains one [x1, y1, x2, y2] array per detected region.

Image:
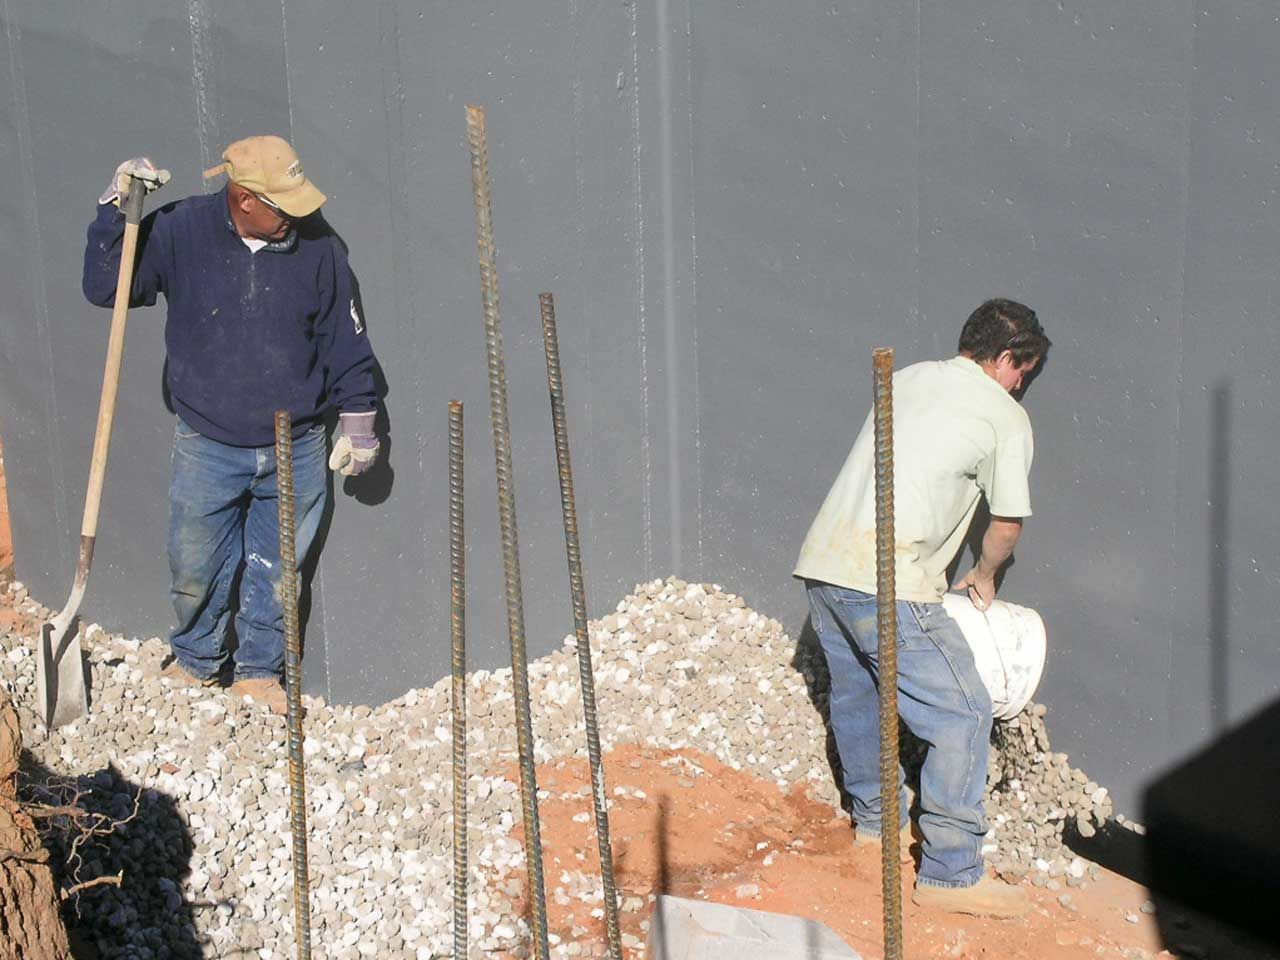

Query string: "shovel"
[[37, 171, 163, 730]]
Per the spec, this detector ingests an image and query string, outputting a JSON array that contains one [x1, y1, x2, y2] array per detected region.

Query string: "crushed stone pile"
[[985, 704, 1115, 891], [0, 576, 1125, 959]]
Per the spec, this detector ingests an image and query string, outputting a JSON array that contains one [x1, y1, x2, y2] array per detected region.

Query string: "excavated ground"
[[0, 476, 1271, 960], [520, 744, 1168, 960]]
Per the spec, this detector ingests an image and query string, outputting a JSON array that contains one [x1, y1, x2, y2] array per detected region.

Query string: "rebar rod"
[[538, 292, 623, 960], [464, 104, 550, 960], [448, 400, 468, 960], [872, 349, 902, 960], [274, 410, 312, 960]]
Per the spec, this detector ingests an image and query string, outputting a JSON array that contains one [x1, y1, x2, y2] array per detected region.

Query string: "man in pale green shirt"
[[796, 299, 1050, 916]]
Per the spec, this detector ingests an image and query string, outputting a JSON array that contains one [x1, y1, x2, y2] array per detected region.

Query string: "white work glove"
[[328, 411, 380, 477], [99, 157, 171, 207]]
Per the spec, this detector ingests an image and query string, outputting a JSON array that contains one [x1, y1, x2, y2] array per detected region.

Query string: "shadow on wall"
[[1066, 696, 1280, 960], [1144, 695, 1280, 955]]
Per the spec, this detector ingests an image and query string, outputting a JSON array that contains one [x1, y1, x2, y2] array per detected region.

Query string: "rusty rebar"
[[465, 104, 550, 960], [872, 349, 902, 960], [448, 400, 468, 960], [274, 410, 312, 960], [538, 292, 623, 960]]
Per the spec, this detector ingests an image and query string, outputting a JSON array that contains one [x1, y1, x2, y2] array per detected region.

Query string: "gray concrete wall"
[[1, 1, 1276, 815]]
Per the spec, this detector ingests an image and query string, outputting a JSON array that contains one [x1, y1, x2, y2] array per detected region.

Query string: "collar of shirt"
[[219, 187, 297, 253], [223, 215, 297, 253], [951, 354, 1007, 394]]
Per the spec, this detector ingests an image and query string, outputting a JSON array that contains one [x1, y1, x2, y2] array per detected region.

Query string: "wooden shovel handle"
[[79, 178, 147, 542]]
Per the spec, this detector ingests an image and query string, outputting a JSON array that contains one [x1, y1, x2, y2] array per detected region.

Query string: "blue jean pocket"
[[830, 592, 878, 609], [830, 589, 932, 650]]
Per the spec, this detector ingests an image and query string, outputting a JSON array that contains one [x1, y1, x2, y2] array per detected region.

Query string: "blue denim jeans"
[[167, 420, 328, 681], [806, 581, 993, 888]]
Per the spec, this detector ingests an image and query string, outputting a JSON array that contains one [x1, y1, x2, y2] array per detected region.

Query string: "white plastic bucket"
[[940, 592, 1047, 720]]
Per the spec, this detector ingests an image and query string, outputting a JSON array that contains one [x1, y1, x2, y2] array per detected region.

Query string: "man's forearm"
[[977, 517, 1023, 577]]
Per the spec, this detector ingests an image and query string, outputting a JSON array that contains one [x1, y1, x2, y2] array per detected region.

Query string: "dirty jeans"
[[806, 580, 993, 888], [168, 420, 327, 681]]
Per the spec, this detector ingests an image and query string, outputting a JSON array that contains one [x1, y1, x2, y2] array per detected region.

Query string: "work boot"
[[231, 677, 288, 716], [911, 875, 1029, 917], [855, 821, 916, 864], [160, 657, 222, 689]]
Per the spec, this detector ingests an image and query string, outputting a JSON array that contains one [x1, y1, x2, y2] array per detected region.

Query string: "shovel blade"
[[37, 619, 88, 730]]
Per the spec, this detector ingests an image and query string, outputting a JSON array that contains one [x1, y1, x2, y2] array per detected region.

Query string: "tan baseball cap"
[[203, 135, 326, 218]]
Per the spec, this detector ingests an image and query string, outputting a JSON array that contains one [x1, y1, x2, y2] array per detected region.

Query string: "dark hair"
[[958, 299, 1051, 365]]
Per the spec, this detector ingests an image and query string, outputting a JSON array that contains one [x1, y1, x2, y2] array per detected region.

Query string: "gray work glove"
[[99, 157, 171, 207], [328, 411, 380, 477]]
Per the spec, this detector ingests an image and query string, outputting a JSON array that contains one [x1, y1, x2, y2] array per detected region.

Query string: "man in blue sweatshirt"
[[83, 136, 381, 714]]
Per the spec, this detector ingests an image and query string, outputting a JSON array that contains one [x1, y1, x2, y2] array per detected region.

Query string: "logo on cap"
[[286, 160, 303, 180]]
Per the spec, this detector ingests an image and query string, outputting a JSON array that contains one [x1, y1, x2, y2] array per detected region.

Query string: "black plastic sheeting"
[[1, 2, 1277, 816]]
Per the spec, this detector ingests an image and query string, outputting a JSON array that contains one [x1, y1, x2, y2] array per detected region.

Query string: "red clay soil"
[[0, 436, 13, 578], [506, 744, 1176, 960], [0, 595, 33, 638]]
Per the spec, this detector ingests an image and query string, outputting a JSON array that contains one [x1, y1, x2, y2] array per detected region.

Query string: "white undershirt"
[[241, 237, 269, 253]]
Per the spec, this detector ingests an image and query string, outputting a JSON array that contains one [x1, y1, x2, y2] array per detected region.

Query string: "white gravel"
[[0, 576, 1117, 959]]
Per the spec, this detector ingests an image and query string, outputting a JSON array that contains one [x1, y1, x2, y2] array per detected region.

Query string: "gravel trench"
[[0, 577, 1127, 959]]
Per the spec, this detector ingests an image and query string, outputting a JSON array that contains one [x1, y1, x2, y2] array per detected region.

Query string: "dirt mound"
[[0, 690, 72, 960], [509, 744, 1169, 960]]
